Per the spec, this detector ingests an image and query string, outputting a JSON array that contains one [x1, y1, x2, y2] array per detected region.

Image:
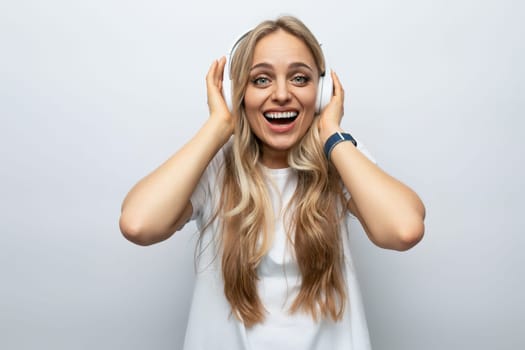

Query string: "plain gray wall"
[[1, 0, 524, 349]]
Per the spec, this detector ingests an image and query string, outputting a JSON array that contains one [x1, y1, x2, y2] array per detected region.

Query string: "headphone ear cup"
[[315, 68, 333, 115], [222, 55, 233, 111]]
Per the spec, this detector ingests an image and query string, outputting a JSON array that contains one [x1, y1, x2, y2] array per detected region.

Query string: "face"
[[243, 29, 319, 168]]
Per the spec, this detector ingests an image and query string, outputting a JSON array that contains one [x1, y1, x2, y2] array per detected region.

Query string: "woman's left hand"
[[318, 70, 345, 142]]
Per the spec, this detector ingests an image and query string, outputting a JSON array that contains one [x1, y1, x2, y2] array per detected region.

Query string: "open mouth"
[[263, 111, 299, 125]]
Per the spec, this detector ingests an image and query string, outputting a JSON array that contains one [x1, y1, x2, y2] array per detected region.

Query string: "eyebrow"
[[250, 62, 315, 73]]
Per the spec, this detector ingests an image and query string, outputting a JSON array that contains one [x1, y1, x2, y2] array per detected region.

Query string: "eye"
[[251, 76, 271, 87], [291, 75, 310, 85]]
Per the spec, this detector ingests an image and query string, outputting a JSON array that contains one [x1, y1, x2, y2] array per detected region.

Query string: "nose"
[[271, 78, 291, 104]]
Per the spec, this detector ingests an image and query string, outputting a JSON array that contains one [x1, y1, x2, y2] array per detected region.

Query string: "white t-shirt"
[[184, 141, 374, 350]]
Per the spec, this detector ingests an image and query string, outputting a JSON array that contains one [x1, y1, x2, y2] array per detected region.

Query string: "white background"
[[1, 0, 524, 349]]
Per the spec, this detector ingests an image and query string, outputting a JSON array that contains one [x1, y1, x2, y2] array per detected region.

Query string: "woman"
[[120, 16, 425, 350]]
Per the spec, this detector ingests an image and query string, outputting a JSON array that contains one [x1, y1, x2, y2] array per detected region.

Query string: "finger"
[[331, 70, 344, 100], [206, 59, 218, 89], [216, 56, 227, 91]]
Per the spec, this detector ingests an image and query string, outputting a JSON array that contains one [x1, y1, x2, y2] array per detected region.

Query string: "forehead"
[[251, 30, 316, 68]]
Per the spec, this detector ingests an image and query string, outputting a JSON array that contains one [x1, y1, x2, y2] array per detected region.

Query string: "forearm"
[[325, 129, 426, 250], [314, 70, 424, 250], [119, 117, 231, 245]]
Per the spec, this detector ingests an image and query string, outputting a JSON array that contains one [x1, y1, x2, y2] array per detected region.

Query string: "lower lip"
[[264, 116, 298, 133]]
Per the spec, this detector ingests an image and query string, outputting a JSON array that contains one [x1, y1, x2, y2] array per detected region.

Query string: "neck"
[[260, 147, 289, 169]]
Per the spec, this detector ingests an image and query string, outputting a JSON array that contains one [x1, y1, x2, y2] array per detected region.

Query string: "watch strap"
[[324, 131, 357, 160]]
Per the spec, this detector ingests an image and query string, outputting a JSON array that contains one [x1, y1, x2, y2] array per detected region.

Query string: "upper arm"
[[347, 194, 425, 251]]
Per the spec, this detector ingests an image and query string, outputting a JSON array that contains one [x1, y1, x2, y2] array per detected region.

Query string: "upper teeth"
[[264, 111, 298, 119]]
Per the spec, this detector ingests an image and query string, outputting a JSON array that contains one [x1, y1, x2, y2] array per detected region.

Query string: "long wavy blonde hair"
[[218, 16, 347, 327]]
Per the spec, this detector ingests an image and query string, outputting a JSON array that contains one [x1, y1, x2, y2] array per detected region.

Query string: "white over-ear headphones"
[[222, 33, 333, 115]]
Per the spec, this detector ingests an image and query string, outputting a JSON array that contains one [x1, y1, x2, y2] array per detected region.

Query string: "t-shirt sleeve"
[[190, 146, 226, 221], [190, 175, 207, 221]]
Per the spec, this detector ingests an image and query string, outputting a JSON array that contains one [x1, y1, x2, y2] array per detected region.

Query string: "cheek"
[[297, 87, 318, 110], [297, 88, 317, 127], [243, 87, 265, 111], [243, 89, 264, 132]]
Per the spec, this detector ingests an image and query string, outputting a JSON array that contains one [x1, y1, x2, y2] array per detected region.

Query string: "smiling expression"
[[243, 29, 320, 168]]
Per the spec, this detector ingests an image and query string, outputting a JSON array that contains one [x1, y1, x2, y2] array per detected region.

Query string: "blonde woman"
[[120, 16, 425, 350]]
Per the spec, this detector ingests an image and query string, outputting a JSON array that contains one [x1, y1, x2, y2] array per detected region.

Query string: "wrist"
[[323, 131, 357, 160], [206, 114, 234, 144], [318, 118, 344, 145], [319, 124, 344, 144]]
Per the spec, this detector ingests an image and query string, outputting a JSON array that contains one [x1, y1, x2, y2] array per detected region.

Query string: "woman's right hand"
[[206, 57, 234, 135]]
